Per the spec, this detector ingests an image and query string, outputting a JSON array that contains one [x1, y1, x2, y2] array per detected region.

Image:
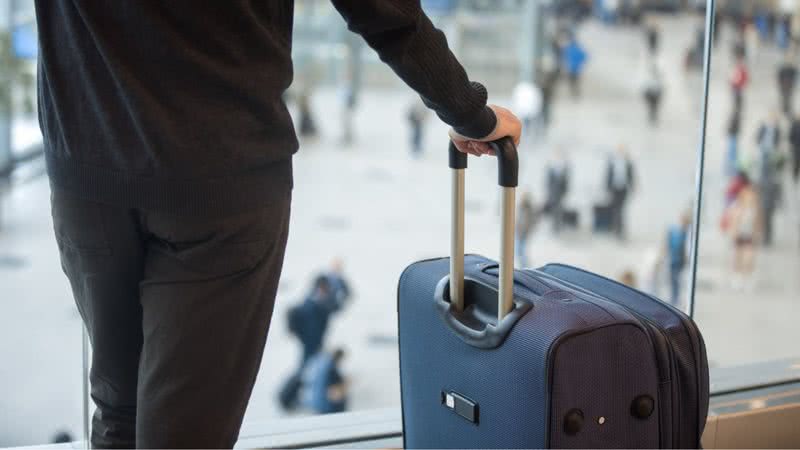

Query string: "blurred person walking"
[[35, 1, 523, 446], [684, 26, 706, 72], [744, 20, 760, 64], [641, 55, 664, 126], [280, 276, 343, 410], [728, 181, 763, 290], [726, 111, 743, 177], [731, 49, 750, 112], [791, 111, 800, 183], [545, 149, 572, 234], [538, 57, 560, 130], [777, 16, 793, 50], [777, 52, 798, 116], [302, 348, 348, 414], [605, 145, 636, 240], [298, 90, 318, 139], [339, 79, 357, 146], [665, 212, 692, 306], [645, 23, 660, 56], [561, 34, 588, 99], [407, 101, 429, 157], [755, 111, 783, 246], [516, 192, 541, 268]]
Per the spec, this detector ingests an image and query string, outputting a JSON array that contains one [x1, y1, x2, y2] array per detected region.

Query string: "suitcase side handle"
[[448, 137, 519, 321]]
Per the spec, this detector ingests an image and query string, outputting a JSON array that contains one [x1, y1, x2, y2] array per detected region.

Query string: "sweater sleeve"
[[329, 0, 496, 138]]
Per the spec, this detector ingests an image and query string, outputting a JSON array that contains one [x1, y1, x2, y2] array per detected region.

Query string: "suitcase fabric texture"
[[398, 140, 709, 449]]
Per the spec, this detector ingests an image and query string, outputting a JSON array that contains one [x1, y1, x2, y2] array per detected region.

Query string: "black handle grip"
[[448, 141, 468, 169], [447, 137, 519, 187]]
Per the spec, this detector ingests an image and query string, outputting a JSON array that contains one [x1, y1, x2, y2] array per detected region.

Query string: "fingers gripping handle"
[[447, 138, 519, 186], [448, 138, 519, 321]]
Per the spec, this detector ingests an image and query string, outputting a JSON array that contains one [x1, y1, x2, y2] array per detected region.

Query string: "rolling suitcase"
[[398, 139, 708, 448]]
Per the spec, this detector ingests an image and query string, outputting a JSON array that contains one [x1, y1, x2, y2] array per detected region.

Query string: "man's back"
[[35, 1, 297, 213], [36, 0, 500, 216]]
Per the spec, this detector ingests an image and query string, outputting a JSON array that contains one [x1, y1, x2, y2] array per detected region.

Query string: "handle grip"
[[448, 137, 519, 321], [448, 137, 519, 187]]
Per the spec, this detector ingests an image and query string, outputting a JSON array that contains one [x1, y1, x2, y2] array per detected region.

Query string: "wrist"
[[452, 105, 497, 139]]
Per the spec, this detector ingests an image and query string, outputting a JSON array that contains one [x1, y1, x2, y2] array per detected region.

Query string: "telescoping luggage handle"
[[448, 137, 519, 322]]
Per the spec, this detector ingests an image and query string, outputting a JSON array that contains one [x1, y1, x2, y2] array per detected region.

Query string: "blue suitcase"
[[398, 139, 709, 448]]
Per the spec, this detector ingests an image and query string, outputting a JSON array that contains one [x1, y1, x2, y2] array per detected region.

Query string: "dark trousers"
[[781, 87, 794, 116], [410, 125, 423, 155], [568, 73, 581, 99], [52, 189, 291, 449], [644, 91, 661, 125], [758, 183, 778, 246], [609, 188, 629, 238]]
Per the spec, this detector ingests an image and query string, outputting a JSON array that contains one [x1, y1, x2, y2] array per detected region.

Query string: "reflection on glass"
[[694, 0, 800, 370]]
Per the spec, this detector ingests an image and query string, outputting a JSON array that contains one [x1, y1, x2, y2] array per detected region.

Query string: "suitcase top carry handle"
[[448, 137, 518, 321]]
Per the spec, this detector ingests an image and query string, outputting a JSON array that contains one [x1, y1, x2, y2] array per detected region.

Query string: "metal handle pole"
[[498, 187, 516, 321], [447, 137, 518, 321], [450, 168, 465, 311]]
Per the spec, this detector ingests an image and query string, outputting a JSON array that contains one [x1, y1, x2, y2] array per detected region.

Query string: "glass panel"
[[0, 0, 84, 446], [694, 0, 800, 373], [7, 0, 798, 444], [244, 0, 712, 431]]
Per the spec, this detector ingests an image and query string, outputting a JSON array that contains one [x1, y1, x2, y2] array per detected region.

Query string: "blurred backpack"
[[287, 303, 306, 337]]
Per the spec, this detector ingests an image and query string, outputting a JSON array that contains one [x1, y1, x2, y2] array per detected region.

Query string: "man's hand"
[[449, 105, 522, 157]]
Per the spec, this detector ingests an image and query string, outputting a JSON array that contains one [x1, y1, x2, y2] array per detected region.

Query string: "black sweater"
[[34, 0, 496, 215]]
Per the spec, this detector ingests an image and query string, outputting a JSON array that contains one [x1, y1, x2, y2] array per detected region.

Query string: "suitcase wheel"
[[631, 395, 655, 420], [563, 408, 585, 435]]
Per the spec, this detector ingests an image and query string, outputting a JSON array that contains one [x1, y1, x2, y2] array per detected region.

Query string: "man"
[[545, 148, 571, 234], [605, 145, 636, 240], [407, 101, 428, 157], [755, 111, 783, 246], [726, 110, 742, 177], [731, 50, 749, 112], [515, 191, 540, 268], [791, 111, 800, 184], [561, 34, 588, 99], [777, 52, 798, 116], [645, 20, 660, 55], [641, 56, 664, 126], [665, 212, 692, 306], [35, 1, 522, 447]]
